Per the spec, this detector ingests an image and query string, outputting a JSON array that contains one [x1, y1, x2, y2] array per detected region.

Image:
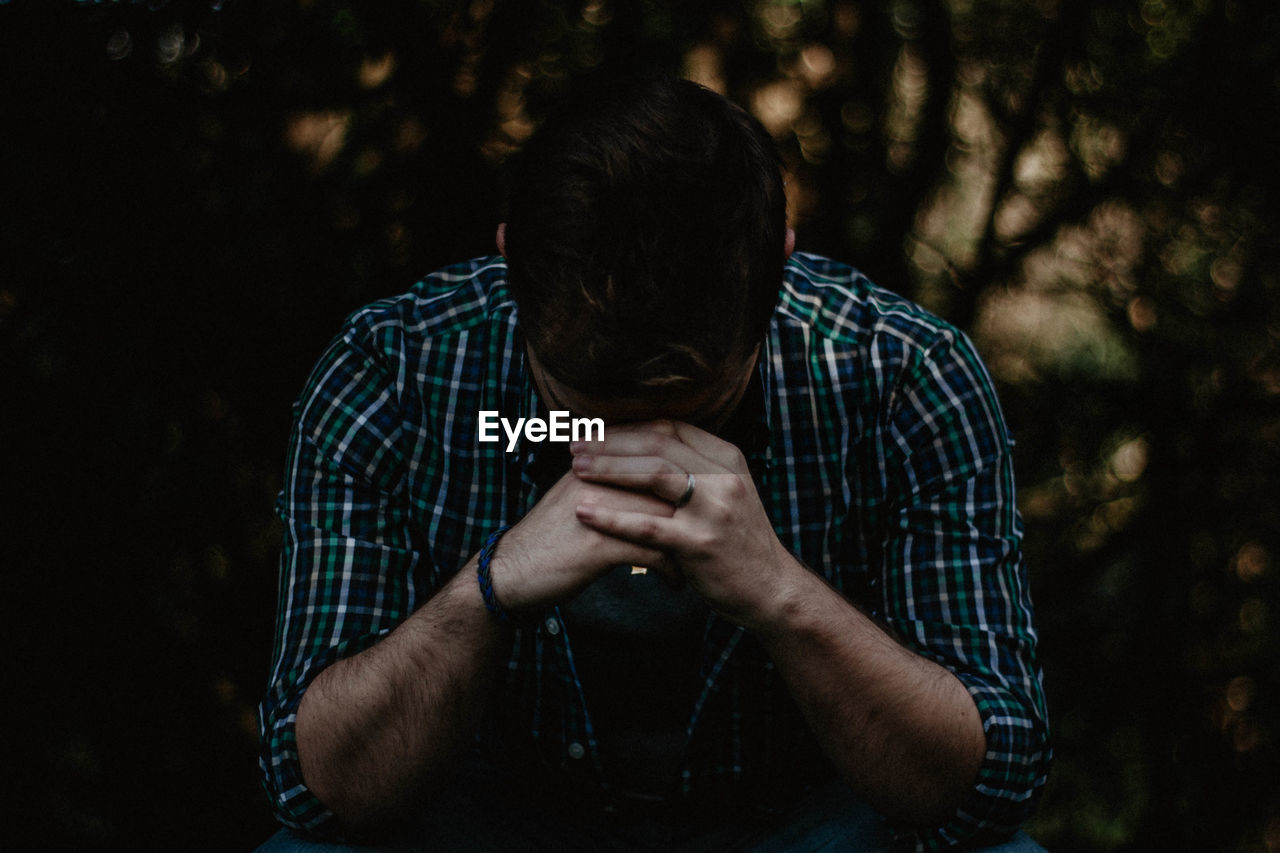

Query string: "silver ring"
[[674, 473, 696, 508]]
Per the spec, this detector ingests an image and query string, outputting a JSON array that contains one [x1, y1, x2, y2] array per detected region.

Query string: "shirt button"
[[567, 742, 585, 760], [544, 617, 561, 635]]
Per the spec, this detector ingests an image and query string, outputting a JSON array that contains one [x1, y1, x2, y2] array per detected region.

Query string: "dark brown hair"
[[503, 76, 787, 395]]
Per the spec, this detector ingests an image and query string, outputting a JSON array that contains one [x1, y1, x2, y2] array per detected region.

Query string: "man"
[[259, 77, 1049, 851]]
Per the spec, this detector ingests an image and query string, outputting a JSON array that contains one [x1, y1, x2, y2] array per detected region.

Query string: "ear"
[[784, 227, 796, 259], [496, 222, 508, 257]]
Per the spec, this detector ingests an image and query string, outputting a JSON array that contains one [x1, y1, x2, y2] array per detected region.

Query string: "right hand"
[[488, 469, 678, 612]]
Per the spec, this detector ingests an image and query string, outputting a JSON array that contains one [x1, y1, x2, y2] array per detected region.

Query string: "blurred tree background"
[[3, 0, 1278, 849]]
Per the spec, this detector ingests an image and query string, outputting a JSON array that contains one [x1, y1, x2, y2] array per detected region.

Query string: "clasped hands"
[[489, 420, 801, 630]]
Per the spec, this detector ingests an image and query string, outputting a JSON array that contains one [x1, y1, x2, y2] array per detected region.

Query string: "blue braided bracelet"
[[477, 526, 512, 621]]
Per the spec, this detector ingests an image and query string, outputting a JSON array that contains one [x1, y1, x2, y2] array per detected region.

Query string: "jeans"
[[256, 758, 1045, 852]]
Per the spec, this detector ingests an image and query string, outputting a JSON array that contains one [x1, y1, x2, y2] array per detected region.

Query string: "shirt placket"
[[513, 352, 610, 789], [510, 334, 782, 799], [678, 339, 778, 793]]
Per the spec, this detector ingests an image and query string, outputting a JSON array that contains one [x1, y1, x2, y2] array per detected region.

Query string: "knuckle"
[[645, 432, 674, 454], [709, 501, 734, 526], [691, 527, 717, 554]]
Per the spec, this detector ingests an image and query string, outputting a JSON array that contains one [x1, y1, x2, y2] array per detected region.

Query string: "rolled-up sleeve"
[[878, 326, 1051, 850], [258, 320, 422, 838]]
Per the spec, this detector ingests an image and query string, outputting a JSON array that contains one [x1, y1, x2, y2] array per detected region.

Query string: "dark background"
[[3, 1, 1278, 850]]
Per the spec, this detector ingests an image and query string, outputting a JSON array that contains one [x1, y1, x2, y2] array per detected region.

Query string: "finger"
[[572, 428, 724, 476], [572, 454, 692, 504], [614, 419, 679, 437], [669, 421, 748, 473], [577, 481, 675, 518], [597, 537, 668, 570], [595, 420, 745, 475], [575, 502, 693, 552]]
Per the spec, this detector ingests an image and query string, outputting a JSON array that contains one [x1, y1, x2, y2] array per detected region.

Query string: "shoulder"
[[775, 253, 976, 398], [778, 253, 958, 353], [291, 257, 520, 486], [321, 256, 519, 397], [297, 256, 518, 421], [340, 255, 515, 352], [777, 257, 1009, 492]]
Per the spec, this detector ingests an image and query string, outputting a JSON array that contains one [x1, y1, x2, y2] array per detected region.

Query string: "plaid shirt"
[[259, 253, 1050, 850]]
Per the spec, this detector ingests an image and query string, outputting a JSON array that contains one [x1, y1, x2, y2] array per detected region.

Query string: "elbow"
[[885, 724, 988, 828], [931, 687, 990, 825], [259, 726, 345, 841], [941, 715, 1052, 844], [295, 746, 454, 844], [899, 686, 1051, 847], [897, 668, 992, 828], [293, 687, 400, 840], [258, 679, 383, 842], [293, 686, 459, 842], [296, 739, 413, 844]]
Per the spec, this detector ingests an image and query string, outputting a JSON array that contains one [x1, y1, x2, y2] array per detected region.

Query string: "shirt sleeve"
[[257, 321, 423, 838], [877, 325, 1051, 851]]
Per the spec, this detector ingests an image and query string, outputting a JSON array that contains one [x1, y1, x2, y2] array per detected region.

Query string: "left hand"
[[570, 420, 802, 629]]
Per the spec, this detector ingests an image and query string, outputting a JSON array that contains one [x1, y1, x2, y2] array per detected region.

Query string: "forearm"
[[754, 557, 986, 827], [294, 555, 508, 836]]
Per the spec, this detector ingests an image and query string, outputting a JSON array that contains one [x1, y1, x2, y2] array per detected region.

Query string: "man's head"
[[500, 76, 791, 421]]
